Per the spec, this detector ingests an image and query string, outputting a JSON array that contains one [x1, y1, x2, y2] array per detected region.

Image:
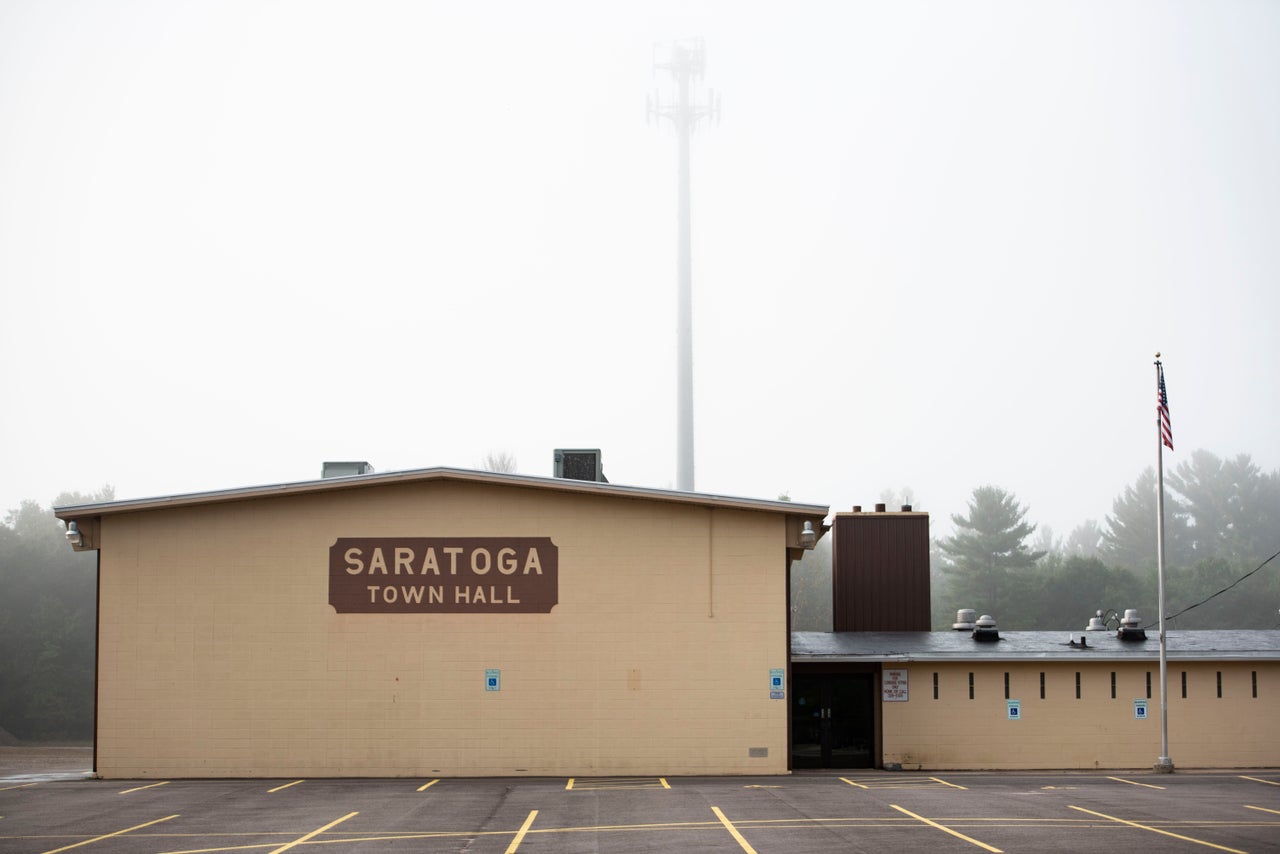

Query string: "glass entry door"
[[791, 674, 874, 769]]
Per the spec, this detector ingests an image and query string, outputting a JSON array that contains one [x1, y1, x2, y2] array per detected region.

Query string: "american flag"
[[1157, 363, 1173, 451]]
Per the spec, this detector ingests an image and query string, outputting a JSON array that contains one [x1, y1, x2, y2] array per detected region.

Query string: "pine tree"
[[938, 486, 1045, 619]]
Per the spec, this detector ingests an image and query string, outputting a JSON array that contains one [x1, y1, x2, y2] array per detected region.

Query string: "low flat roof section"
[[791, 630, 1280, 663]]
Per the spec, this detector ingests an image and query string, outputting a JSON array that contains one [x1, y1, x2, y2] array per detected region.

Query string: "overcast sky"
[[2, 0, 1277, 540]]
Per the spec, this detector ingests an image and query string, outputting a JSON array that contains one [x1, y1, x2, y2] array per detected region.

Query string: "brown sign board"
[[329, 537, 558, 614]]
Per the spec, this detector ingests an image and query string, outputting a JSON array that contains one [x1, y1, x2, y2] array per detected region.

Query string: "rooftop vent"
[[972, 614, 1000, 642], [1085, 610, 1110, 631], [322, 461, 374, 479], [953, 608, 977, 631], [1117, 608, 1147, 642], [553, 449, 608, 483]]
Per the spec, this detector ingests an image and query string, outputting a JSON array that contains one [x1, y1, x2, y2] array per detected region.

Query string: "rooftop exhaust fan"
[[972, 614, 1000, 642], [952, 608, 977, 631], [1117, 608, 1147, 642]]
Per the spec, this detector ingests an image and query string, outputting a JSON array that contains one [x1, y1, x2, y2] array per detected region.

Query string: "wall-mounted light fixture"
[[65, 521, 83, 547], [800, 520, 817, 548]]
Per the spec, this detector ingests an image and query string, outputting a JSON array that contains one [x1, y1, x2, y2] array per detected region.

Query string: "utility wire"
[[1146, 546, 1280, 628]]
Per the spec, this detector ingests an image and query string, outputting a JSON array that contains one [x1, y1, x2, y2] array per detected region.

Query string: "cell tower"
[[649, 39, 719, 492]]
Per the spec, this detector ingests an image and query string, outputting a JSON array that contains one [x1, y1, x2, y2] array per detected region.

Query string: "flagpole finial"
[[1155, 351, 1161, 359]]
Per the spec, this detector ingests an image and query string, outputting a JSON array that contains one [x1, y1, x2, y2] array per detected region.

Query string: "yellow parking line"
[[1240, 775, 1280, 786], [269, 810, 357, 854], [565, 777, 575, 790], [931, 777, 968, 790], [840, 777, 869, 789], [118, 781, 169, 794], [659, 777, 671, 789], [417, 779, 439, 792], [39, 814, 178, 854], [267, 780, 304, 793], [890, 804, 1002, 852], [1245, 804, 1280, 815], [1107, 776, 1165, 790], [504, 810, 537, 854], [1068, 805, 1246, 853], [0, 783, 38, 791], [712, 806, 760, 854]]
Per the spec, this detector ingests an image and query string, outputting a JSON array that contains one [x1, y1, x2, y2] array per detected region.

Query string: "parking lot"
[[2, 755, 1278, 853]]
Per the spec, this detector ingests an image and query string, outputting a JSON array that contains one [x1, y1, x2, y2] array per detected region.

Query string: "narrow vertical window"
[[1216, 671, 1222, 698], [1110, 671, 1116, 699], [1146, 671, 1152, 699], [1181, 671, 1187, 699], [968, 672, 975, 700], [933, 671, 939, 700], [1004, 672, 1010, 700], [1075, 671, 1081, 699], [1253, 670, 1258, 699], [1039, 671, 1045, 700]]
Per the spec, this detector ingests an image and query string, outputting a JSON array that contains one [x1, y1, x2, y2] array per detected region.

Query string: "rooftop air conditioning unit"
[[322, 461, 374, 479], [553, 449, 607, 483]]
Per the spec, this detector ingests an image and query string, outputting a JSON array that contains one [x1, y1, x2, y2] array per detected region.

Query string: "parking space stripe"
[[503, 810, 538, 854], [0, 783, 38, 791], [1240, 775, 1280, 786], [930, 777, 967, 790], [890, 804, 1002, 853], [565, 777, 575, 790], [1245, 804, 1280, 815], [839, 777, 869, 788], [1107, 776, 1166, 790], [1068, 805, 1246, 853], [417, 779, 439, 792], [118, 782, 169, 794], [659, 777, 671, 789], [268, 810, 357, 854], [39, 814, 178, 854], [711, 806, 760, 854], [267, 780, 304, 793]]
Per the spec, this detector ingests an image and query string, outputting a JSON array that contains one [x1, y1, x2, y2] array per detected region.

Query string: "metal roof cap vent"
[[972, 614, 1000, 642], [1117, 608, 1147, 642], [1085, 610, 1109, 632], [952, 608, 977, 631]]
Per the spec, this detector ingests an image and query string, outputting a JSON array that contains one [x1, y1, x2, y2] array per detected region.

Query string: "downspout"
[[93, 547, 100, 777]]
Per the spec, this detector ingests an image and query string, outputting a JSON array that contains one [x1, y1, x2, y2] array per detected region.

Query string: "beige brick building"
[[57, 467, 827, 778], [792, 630, 1280, 770], [57, 472, 1279, 776]]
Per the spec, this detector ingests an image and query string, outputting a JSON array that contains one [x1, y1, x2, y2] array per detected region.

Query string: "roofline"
[[53, 466, 830, 521]]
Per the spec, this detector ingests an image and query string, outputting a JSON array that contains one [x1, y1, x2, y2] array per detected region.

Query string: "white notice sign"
[[882, 668, 909, 702]]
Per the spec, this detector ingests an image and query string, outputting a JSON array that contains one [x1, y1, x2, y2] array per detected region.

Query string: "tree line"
[[792, 449, 1280, 633], [0, 488, 110, 743], [933, 450, 1280, 631]]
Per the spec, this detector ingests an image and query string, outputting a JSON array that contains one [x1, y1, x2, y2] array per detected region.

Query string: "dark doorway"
[[791, 673, 875, 769]]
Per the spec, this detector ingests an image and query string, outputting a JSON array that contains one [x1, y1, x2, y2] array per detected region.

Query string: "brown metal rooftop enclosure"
[[832, 506, 931, 632]]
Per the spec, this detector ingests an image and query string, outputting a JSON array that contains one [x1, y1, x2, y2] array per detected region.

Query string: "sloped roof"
[[792, 630, 1280, 662], [53, 465, 829, 521]]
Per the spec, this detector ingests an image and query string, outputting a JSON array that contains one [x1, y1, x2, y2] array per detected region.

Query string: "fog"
[[2, 1, 1277, 538]]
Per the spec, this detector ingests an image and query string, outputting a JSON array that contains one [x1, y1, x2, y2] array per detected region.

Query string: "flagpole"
[[1154, 353, 1173, 773]]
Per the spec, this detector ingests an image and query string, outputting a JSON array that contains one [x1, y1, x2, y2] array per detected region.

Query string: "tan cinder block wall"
[[883, 662, 1279, 770], [95, 482, 791, 778]]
